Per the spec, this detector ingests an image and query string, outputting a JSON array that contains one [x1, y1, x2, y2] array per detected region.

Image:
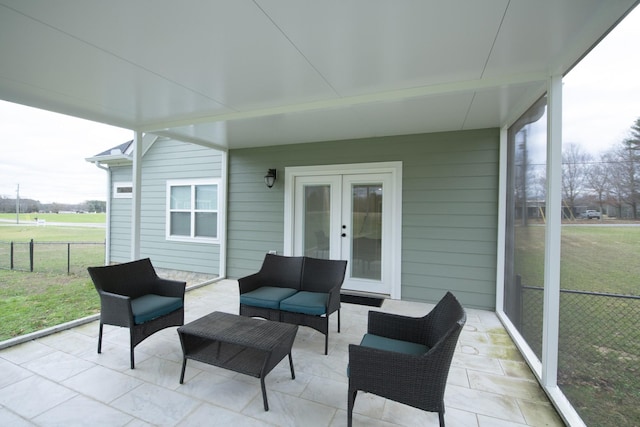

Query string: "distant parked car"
[[584, 210, 601, 219]]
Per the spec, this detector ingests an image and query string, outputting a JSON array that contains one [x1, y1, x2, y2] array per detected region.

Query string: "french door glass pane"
[[304, 185, 330, 259], [351, 184, 382, 280]]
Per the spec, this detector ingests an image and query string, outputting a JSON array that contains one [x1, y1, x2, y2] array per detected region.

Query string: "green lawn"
[[0, 224, 106, 242], [0, 224, 104, 340], [0, 223, 105, 274], [0, 269, 99, 341], [514, 224, 640, 427], [515, 224, 640, 295], [560, 226, 640, 294]]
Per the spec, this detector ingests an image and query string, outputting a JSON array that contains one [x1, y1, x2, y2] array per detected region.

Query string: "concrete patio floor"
[[0, 279, 565, 426]]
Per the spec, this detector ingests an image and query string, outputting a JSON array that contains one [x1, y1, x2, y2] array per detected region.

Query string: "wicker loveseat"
[[238, 253, 347, 354], [88, 258, 186, 369], [347, 291, 466, 427]]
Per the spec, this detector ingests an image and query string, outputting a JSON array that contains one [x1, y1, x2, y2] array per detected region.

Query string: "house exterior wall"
[[227, 128, 499, 310], [108, 166, 132, 263], [137, 139, 222, 275]]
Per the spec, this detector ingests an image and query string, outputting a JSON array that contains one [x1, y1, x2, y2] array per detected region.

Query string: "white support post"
[[93, 161, 112, 265], [105, 167, 112, 265], [131, 131, 142, 260], [495, 126, 508, 312], [542, 75, 562, 388], [219, 149, 228, 278]]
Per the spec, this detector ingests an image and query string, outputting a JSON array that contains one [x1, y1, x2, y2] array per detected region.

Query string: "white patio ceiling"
[[0, 0, 636, 150]]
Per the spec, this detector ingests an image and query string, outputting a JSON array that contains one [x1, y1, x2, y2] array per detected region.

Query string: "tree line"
[[562, 117, 640, 219], [0, 197, 106, 214]]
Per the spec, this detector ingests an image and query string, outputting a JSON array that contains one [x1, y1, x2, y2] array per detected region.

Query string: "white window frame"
[[113, 182, 133, 199], [166, 178, 220, 244]]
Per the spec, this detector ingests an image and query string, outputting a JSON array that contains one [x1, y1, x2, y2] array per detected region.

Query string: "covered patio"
[[0, 280, 562, 426], [2, 1, 639, 425]]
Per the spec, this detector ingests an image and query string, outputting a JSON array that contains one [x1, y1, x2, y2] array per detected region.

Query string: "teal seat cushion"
[[359, 333, 429, 355], [240, 286, 298, 309], [131, 294, 183, 324], [347, 334, 430, 377], [279, 291, 328, 316]]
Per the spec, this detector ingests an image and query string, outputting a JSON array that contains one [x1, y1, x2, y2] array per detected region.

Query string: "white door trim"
[[284, 162, 402, 299]]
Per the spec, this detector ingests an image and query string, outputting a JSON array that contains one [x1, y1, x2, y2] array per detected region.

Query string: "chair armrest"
[[98, 290, 134, 327], [326, 284, 342, 314], [368, 311, 426, 344], [238, 272, 263, 294], [152, 278, 186, 299]]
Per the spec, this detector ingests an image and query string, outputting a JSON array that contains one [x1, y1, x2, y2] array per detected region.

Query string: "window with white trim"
[[166, 179, 219, 242]]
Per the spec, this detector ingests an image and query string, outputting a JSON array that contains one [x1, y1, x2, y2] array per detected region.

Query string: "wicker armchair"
[[347, 292, 466, 427], [88, 258, 186, 369]]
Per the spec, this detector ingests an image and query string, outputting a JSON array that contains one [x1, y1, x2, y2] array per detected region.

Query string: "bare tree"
[[585, 153, 610, 216], [602, 148, 626, 217], [607, 140, 640, 218], [626, 117, 640, 150], [625, 117, 640, 218], [562, 143, 592, 216]]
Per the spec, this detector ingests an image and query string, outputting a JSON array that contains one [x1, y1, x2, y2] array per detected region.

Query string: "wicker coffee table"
[[177, 311, 298, 411]]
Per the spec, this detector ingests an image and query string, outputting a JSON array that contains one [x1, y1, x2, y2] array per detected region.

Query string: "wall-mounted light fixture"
[[264, 169, 277, 188]]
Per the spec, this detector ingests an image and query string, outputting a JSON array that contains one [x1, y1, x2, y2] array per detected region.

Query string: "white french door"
[[285, 163, 402, 298]]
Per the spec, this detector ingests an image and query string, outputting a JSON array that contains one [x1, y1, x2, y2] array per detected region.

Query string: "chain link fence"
[[0, 240, 105, 275], [518, 286, 640, 427]]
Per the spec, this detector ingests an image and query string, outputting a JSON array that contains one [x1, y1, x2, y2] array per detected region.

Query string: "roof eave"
[[84, 154, 132, 166]]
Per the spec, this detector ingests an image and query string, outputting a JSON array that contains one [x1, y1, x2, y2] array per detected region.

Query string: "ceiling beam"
[[140, 72, 548, 133], [150, 130, 230, 152]]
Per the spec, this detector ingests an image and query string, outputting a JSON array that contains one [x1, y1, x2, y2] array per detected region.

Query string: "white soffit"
[[0, 0, 637, 149], [254, 0, 509, 95]]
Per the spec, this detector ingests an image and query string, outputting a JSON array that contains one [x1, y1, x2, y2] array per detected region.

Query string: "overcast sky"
[[1, 7, 639, 205], [563, 6, 640, 155], [0, 103, 131, 204]]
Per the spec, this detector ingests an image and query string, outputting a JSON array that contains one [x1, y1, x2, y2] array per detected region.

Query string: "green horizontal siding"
[[227, 128, 499, 309], [138, 139, 222, 275], [402, 225, 495, 241], [403, 238, 496, 255], [109, 167, 132, 263], [402, 250, 495, 268], [403, 201, 496, 215]]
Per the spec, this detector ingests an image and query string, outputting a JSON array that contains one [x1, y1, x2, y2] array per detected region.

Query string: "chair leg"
[[97, 322, 103, 354], [324, 315, 330, 355], [439, 410, 445, 427], [337, 308, 341, 333], [325, 330, 329, 355], [347, 388, 357, 427], [130, 330, 135, 369]]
